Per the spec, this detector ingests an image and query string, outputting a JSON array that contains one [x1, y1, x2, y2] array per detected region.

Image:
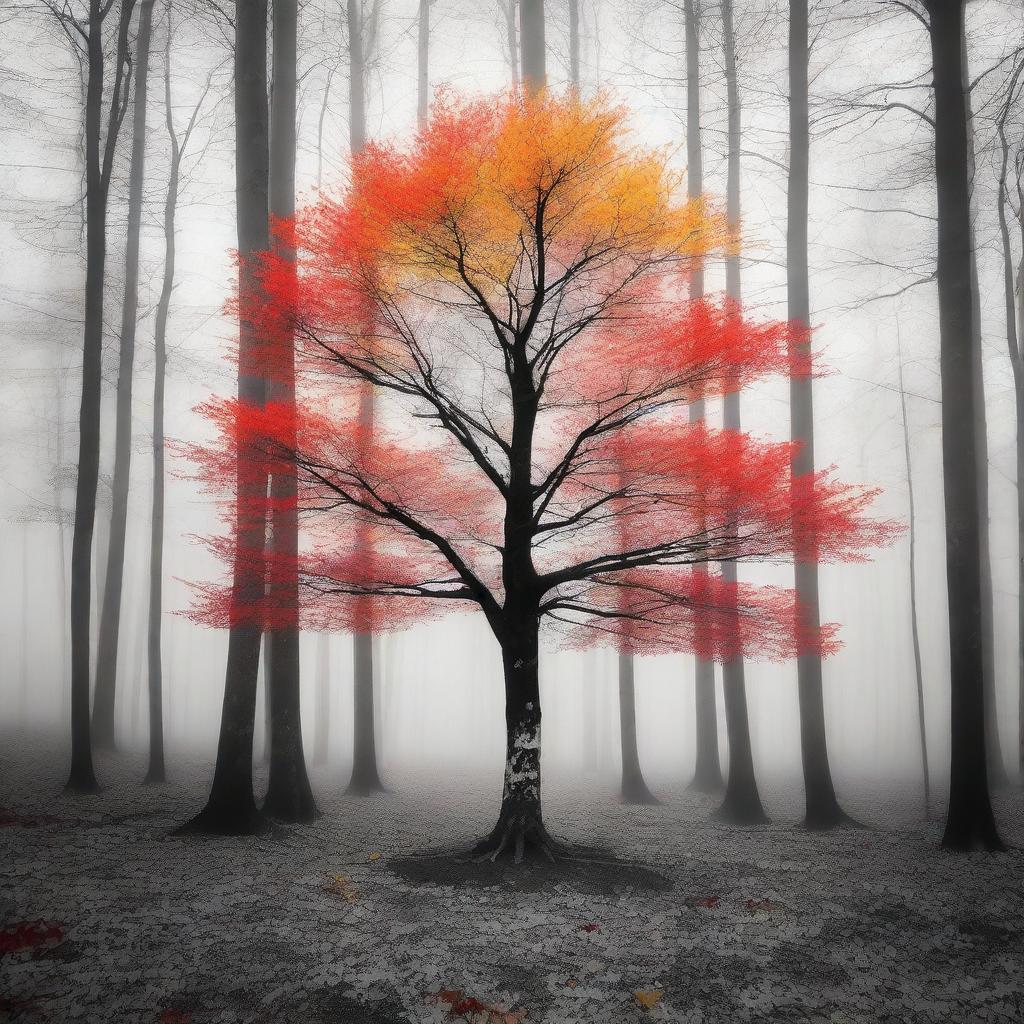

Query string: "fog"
[[0, 0, 1021, 796]]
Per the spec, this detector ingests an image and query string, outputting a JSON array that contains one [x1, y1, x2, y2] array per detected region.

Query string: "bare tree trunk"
[[346, 0, 385, 796], [927, 0, 1002, 851], [961, 42, 1007, 788], [503, 0, 520, 85], [520, 0, 545, 94], [684, 0, 722, 796], [787, 0, 850, 829], [66, 0, 137, 794], [21, 524, 29, 722], [618, 652, 658, 803], [177, 0, 271, 834], [896, 333, 929, 817], [263, 0, 319, 823], [417, 0, 429, 128], [92, 0, 155, 751], [714, 0, 766, 826]]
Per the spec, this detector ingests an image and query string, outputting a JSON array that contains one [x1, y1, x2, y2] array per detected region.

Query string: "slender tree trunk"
[[961, 45, 1007, 789], [896, 335, 929, 817], [92, 0, 155, 751], [928, 0, 1002, 851], [67, 0, 136, 794], [345, 0, 386, 797], [504, 0, 520, 86], [618, 652, 658, 803], [417, 0, 429, 128], [520, 0, 545, 94], [177, 0, 271, 834], [684, 0, 722, 796], [263, 0, 318, 823], [313, 633, 330, 766], [712, 0, 767, 827], [21, 524, 29, 721], [787, 0, 850, 829]]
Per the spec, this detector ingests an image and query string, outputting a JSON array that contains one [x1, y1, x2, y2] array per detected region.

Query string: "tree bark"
[[520, 0, 545, 94], [927, 0, 1002, 850], [66, 0, 137, 794], [177, 0, 271, 834], [92, 0, 155, 752], [787, 0, 850, 829], [568, 0, 580, 89], [618, 652, 658, 804], [263, 0, 319, 824], [684, 0, 722, 796]]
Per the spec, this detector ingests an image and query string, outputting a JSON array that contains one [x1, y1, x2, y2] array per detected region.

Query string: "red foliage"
[[185, 90, 897, 663]]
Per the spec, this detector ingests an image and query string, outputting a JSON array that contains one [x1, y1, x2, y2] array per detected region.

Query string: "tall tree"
[[178, 0, 271, 833], [417, 0, 430, 128], [58, 0, 138, 793], [787, 0, 851, 829], [313, 633, 331, 766], [685, 0, 722, 795], [568, 0, 580, 87], [190, 94, 894, 861], [520, 0, 545, 92], [263, 0, 319, 822], [345, 0, 385, 795], [91, 0, 155, 751], [714, 0, 767, 826], [923, 0, 1001, 849]]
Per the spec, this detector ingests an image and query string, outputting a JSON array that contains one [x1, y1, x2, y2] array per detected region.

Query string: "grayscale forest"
[[0, 0, 1022, 1021]]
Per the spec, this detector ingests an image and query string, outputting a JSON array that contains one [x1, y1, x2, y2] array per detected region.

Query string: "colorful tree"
[[188, 92, 896, 861]]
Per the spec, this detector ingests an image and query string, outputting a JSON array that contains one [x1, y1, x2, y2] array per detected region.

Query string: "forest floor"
[[1, 732, 1023, 1024]]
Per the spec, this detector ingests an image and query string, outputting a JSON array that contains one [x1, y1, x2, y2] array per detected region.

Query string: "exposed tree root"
[[470, 810, 567, 864]]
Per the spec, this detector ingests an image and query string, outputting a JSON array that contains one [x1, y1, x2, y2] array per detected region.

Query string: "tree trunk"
[[787, 0, 850, 830], [928, 0, 1002, 851], [504, 0, 520, 86], [313, 633, 330, 766], [684, 0, 722, 796], [92, 0, 155, 751], [177, 0, 271, 834], [897, 336, 929, 817], [618, 652, 658, 804], [262, 0, 318, 824], [712, 0, 766, 826], [473, 627, 559, 861], [520, 0, 545, 94], [344, 0, 386, 797], [66, 0, 136, 795], [961, 44, 1007, 789], [417, 0, 429, 128]]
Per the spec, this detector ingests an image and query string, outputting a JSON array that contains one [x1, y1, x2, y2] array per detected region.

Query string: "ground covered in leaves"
[[2, 732, 1023, 1023]]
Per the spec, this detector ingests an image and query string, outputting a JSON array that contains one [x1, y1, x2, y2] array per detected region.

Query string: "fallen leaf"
[[323, 873, 357, 903], [696, 896, 720, 909], [634, 989, 664, 1010], [158, 1013, 192, 1024], [368, 851, 382, 861], [744, 899, 773, 913], [565, 978, 578, 989], [579, 922, 600, 933]]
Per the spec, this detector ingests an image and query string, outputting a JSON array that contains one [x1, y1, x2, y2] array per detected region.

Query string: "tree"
[[787, 0, 854, 829], [345, 0, 386, 796], [45, 0, 139, 793], [714, 0, 767, 826], [263, 0, 319, 823], [91, 0, 155, 751], [178, 0, 272, 834], [189, 92, 894, 860], [418, 0, 431, 129], [520, 0, 545, 92], [921, 0, 1002, 850]]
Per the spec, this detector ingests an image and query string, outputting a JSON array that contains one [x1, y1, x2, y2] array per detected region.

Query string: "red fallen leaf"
[[696, 896, 720, 909], [0, 921, 65, 956], [579, 923, 600, 933], [434, 989, 463, 1006], [158, 1013, 192, 1024], [744, 899, 773, 913], [452, 996, 491, 1016]]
